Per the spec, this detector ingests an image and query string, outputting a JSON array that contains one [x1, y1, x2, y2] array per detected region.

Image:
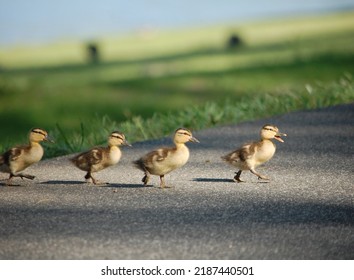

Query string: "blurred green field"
[[1, 11, 354, 156]]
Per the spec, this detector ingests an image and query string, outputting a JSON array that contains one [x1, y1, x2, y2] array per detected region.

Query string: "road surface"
[[1, 104, 353, 259]]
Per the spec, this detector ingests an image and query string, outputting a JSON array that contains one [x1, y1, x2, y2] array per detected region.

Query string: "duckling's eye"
[[265, 128, 276, 132], [32, 129, 46, 137], [178, 132, 190, 137], [112, 134, 123, 140]]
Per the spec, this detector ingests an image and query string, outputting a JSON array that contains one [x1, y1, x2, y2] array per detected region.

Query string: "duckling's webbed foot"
[[17, 173, 35, 180], [233, 170, 244, 183], [250, 169, 270, 181], [5, 173, 34, 186], [158, 175, 173, 188], [84, 172, 106, 185], [6, 174, 15, 186], [6, 179, 18, 186], [93, 180, 108, 186], [90, 175, 107, 186], [12, 173, 35, 180]]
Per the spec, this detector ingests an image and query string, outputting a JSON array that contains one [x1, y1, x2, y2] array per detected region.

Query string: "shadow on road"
[[40, 180, 86, 185], [193, 178, 234, 183]]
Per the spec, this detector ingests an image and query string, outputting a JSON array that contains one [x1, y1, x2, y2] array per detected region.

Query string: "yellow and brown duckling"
[[222, 124, 286, 182], [71, 131, 130, 185], [0, 128, 53, 186], [134, 128, 199, 188]]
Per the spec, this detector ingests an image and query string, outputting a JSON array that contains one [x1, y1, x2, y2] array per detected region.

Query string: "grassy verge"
[[44, 74, 353, 158]]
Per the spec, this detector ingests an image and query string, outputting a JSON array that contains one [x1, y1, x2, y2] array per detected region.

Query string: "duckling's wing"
[[222, 143, 254, 163], [0, 147, 25, 175], [221, 150, 238, 163], [72, 148, 104, 168], [153, 148, 171, 162], [1, 147, 25, 164], [136, 147, 172, 169]]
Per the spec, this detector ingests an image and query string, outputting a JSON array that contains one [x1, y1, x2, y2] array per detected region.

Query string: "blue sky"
[[1, 0, 353, 46]]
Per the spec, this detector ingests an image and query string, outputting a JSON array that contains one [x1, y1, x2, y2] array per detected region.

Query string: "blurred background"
[[1, 0, 354, 157]]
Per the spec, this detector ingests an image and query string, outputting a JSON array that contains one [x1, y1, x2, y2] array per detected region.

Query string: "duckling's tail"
[[221, 154, 231, 162], [69, 157, 77, 166], [0, 151, 8, 166], [133, 158, 145, 171], [0, 155, 6, 173]]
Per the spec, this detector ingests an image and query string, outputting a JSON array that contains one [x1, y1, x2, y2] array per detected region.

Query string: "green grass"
[[0, 11, 354, 157], [43, 74, 353, 158]]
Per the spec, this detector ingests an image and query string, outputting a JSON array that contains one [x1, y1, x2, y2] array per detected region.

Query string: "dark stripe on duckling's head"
[[175, 128, 192, 136], [262, 124, 278, 133], [110, 131, 124, 140], [31, 128, 48, 137]]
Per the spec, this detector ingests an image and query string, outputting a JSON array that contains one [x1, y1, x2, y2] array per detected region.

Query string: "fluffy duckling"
[[222, 124, 286, 182], [71, 131, 130, 185], [134, 128, 199, 188], [0, 128, 52, 185]]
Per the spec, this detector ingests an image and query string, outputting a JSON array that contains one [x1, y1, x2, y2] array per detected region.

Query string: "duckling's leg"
[[142, 172, 150, 186], [91, 176, 100, 185], [85, 172, 107, 185], [250, 168, 270, 181], [17, 173, 35, 180], [6, 174, 15, 186], [233, 170, 244, 183], [85, 172, 92, 183], [159, 175, 166, 188], [6, 173, 35, 186]]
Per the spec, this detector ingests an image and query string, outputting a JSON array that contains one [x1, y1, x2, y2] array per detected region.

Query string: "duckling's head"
[[108, 131, 131, 147], [29, 128, 52, 143], [260, 124, 287, 142], [173, 128, 200, 144]]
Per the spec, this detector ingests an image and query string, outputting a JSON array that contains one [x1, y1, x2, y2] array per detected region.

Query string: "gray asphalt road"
[[1, 104, 353, 260]]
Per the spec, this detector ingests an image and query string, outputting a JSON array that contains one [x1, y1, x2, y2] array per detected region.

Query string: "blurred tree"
[[227, 34, 242, 49], [87, 43, 100, 64]]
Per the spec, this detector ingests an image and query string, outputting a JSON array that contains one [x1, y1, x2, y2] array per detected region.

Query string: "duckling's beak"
[[189, 136, 200, 143], [123, 140, 132, 147], [274, 132, 287, 143], [45, 135, 55, 143]]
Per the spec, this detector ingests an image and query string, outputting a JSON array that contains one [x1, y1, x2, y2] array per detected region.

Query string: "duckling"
[[0, 128, 52, 186], [134, 128, 199, 188], [222, 124, 286, 182], [71, 131, 130, 185]]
